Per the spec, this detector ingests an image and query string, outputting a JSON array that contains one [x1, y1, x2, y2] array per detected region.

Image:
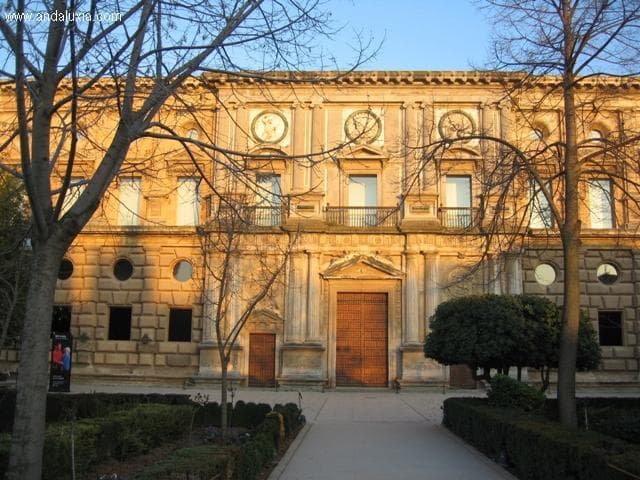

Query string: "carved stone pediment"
[[321, 254, 403, 279], [247, 308, 284, 333]]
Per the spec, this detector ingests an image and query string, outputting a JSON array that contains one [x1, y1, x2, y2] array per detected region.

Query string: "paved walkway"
[[267, 391, 514, 480], [72, 384, 514, 480]]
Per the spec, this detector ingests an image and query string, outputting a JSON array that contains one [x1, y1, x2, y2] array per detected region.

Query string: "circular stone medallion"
[[344, 110, 382, 144], [251, 110, 288, 144], [438, 110, 475, 142]]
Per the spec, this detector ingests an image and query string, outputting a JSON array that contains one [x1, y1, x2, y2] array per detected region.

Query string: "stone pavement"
[[266, 390, 515, 480], [71, 383, 514, 480]]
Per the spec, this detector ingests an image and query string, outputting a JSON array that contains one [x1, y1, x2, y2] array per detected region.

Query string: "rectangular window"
[[168, 308, 192, 342], [60, 178, 85, 216], [348, 175, 377, 226], [176, 177, 200, 226], [588, 179, 614, 229], [598, 310, 623, 346], [444, 175, 471, 228], [529, 180, 553, 228], [51, 305, 72, 333], [117, 178, 142, 226], [108, 306, 132, 340], [256, 174, 282, 226]]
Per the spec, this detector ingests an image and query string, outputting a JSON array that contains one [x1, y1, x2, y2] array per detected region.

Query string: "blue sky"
[[322, 0, 492, 71]]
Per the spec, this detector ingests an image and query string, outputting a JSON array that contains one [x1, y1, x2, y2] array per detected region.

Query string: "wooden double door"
[[248, 333, 276, 387], [336, 292, 388, 387]]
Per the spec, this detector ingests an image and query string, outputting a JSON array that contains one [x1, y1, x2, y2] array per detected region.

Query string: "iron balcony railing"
[[324, 206, 399, 227], [215, 204, 285, 228], [439, 207, 474, 229]]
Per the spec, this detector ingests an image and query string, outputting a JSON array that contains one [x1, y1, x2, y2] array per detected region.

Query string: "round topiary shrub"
[[487, 374, 546, 412]]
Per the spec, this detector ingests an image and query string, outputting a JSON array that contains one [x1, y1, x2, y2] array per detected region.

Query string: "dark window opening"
[[109, 307, 132, 340], [113, 259, 134, 281], [51, 305, 71, 333], [598, 311, 623, 346], [58, 259, 74, 280], [169, 308, 192, 342]]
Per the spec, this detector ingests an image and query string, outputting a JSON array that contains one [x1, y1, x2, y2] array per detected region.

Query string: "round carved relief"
[[251, 110, 288, 144], [438, 110, 475, 142], [344, 110, 382, 144]]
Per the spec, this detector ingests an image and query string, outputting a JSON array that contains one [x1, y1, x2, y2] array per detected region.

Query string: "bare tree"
[[0, 0, 373, 477], [198, 195, 294, 443], [410, 0, 640, 428]]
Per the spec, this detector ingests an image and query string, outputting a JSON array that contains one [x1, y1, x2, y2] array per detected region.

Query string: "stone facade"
[[1, 71, 639, 388]]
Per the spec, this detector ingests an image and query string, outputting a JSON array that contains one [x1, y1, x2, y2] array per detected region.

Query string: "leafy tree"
[[519, 295, 601, 390], [424, 294, 526, 381], [424, 294, 601, 389], [0, 173, 30, 352]]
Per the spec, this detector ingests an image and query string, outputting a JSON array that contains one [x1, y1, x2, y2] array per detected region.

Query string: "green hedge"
[[41, 403, 193, 480], [133, 405, 303, 480], [443, 398, 640, 480], [1, 398, 303, 479], [131, 445, 236, 480], [0, 390, 194, 432]]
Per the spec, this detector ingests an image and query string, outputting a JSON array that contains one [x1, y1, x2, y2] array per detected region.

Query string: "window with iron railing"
[[443, 175, 472, 228], [325, 206, 399, 227]]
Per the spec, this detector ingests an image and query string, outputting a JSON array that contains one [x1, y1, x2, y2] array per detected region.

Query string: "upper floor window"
[[588, 179, 614, 229], [530, 180, 553, 229], [348, 175, 378, 226], [60, 178, 85, 217], [176, 177, 200, 226], [117, 178, 141, 226], [348, 175, 377, 207], [443, 175, 471, 228], [256, 174, 282, 226]]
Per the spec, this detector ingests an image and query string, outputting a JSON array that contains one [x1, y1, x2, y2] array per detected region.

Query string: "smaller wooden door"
[[248, 333, 276, 387]]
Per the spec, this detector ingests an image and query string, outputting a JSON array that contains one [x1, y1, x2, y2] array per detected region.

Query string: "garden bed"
[[0, 391, 305, 480], [443, 397, 640, 480]]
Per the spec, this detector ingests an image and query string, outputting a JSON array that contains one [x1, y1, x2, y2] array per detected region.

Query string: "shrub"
[[443, 397, 640, 480], [487, 375, 545, 412], [0, 433, 11, 477], [424, 294, 602, 385], [42, 420, 103, 480], [132, 445, 235, 480], [232, 401, 272, 428], [273, 403, 305, 436], [39, 403, 193, 479]]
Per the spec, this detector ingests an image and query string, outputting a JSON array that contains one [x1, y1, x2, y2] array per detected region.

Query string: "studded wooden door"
[[336, 292, 388, 386], [248, 333, 276, 387]]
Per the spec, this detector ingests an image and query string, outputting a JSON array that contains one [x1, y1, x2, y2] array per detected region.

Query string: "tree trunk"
[[558, 15, 581, 427], [558, 233, 581, 427], [7, 242, 66, 480], [220, 355, 228, 445]]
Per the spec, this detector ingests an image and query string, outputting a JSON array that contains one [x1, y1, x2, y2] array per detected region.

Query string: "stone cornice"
[[3, 71, 640, 94]]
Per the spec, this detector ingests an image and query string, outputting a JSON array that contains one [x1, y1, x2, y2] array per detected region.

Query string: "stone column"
[[507, 255, 523, 294], [285, 253, 307, 342], [310, 103, 325, 189], [404, 252, 421, 344], [424, 253, 440, 332], [306, 252, 321, 342], [292, 104, 308, 192]]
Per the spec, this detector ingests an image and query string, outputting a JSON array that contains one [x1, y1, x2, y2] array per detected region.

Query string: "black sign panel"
[[49, 332, 72, 392]]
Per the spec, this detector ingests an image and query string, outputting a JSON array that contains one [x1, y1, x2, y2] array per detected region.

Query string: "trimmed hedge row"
[[133, 403, 305, 480], [544, 398, 640, 444], [0, 389, 193, 432], [443, 398, 640, 480], [1, 398, 303, 479], [43, 403, 193, 480], [0, 390, 285, 432]]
